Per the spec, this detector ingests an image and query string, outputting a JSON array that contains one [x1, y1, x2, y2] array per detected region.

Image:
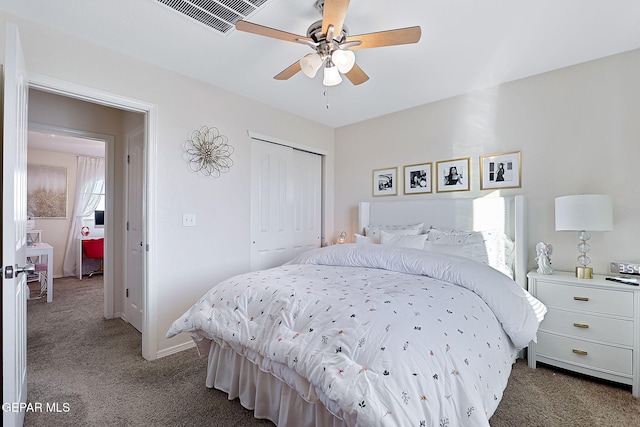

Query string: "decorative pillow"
[[427, 227, 515, 278], [427, 227, 484, 245], [380, 230, 428, 249], [364, 223, 425, 244], [354, 233, 376, 244]]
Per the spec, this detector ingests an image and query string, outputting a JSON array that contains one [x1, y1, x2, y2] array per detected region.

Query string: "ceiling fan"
[[235, 0, 422, 86]]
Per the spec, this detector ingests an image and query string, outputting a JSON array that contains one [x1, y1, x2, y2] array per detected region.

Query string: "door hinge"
[[126, 288, 129, 298], [127, 154, 130, 164], [126, 221, 129, 231]]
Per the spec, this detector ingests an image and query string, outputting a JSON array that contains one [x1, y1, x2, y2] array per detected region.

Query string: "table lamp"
[[555, 194, 613, 278]]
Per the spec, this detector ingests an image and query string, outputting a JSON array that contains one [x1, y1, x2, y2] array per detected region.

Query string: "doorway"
[[27, 75, 158, 360]]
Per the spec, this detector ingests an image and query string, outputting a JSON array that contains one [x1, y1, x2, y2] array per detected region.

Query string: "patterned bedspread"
[[167, 244, 545, 427]]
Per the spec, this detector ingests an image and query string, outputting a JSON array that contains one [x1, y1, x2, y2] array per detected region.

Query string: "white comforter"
[[167, 244, 545, 427]]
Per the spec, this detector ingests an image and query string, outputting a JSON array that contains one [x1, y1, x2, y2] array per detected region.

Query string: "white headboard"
[[358, 196, 528, 289]]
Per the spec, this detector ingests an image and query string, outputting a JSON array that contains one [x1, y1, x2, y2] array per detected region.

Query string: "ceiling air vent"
[[156, 0, 271, 35]]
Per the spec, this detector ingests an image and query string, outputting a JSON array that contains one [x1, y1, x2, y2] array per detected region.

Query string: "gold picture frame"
[[436, 157, 470, 193], [372, 167, 398, 197], [480, 151, 522, 190], [404, 162, 432, 194]]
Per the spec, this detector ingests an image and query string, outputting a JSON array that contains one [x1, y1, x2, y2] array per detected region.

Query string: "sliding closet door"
[[250, 140, 322, 271], [291, 149, 322, 258]]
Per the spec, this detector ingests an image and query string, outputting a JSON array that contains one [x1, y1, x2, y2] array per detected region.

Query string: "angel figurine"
[[535, 242, 553, 275]]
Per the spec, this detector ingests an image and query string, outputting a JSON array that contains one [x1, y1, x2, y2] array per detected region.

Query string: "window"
[[83, 178, 105, 224]]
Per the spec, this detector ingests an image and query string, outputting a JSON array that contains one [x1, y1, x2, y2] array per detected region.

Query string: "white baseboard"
[[156, 340, 196, 359]]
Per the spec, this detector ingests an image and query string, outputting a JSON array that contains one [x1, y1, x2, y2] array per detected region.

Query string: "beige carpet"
[[24, 276, 640, 426]]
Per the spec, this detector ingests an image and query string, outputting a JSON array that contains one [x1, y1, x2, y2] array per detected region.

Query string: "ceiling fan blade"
[[346, 26, 421, 50], [274, 61, 302, 80], [322, 0, 350, 38], [236, 20, 312, 44], [344, 64, 369, 85]]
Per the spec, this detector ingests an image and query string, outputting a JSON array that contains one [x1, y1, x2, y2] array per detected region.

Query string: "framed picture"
[[480, 151, 522, 190], [372, 167, 397, 197], [27, 164, 68, 218], [404, 162, 432, 194], [436, 157, 470, 193]]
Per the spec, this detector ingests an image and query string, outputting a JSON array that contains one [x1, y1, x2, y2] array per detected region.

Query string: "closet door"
[[250, 140, 321, 271], [291, 149, 322, 258]]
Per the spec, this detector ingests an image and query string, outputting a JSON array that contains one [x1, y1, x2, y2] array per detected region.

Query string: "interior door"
[[291, 150, 322, 257], [250, 140, 322, 271], [125, 127, 144, 332], [2, 23, 30, 427], [250, 141, 294, 271]]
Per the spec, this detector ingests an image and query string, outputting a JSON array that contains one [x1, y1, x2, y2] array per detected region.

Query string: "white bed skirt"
[[205, 339, 357, 427]]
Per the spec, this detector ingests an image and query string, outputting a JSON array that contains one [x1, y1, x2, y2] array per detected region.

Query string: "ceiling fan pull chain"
[[324, 89, 330, 109]]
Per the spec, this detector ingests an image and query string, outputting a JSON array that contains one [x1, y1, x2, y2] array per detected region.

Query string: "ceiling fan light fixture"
[[323, 60, 342, 86], [300, 53, 324, 78], [332, 49, 355, 73]]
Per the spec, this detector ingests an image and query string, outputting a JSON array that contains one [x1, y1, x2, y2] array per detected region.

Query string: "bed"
[[167, 195, 546, 426]]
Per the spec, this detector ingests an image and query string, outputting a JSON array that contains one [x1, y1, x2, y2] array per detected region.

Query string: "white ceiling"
[[5, 0, 640, 128]]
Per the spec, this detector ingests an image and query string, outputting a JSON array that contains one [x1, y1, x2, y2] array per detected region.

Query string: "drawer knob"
[[573, 296, 589, 302], [572, 349, 588, 356], [573, 323, 589, 329]]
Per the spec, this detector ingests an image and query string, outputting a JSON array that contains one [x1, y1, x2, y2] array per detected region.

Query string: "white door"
[[125, 127, 144, 332], [250, 140, 322, 271], [251, 141, 293, 270], [2, 23, 30, 427], [291, 150, 322, 257]]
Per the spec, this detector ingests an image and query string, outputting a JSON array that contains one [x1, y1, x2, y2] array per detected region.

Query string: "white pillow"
[[354, 233, 376, 244], [427, 227, 514, 278], [380, 230, 428, 249], [364, 223, 425, 244]]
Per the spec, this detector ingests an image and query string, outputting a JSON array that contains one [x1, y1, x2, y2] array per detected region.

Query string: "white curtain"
[[62, 156, 105, 277]]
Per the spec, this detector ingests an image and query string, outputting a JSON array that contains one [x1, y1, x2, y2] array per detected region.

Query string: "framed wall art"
[[372, 167, 397, 197], [27, 164, 68, 218], [480, 151, 522, 190], [404, 162, 432, 194], [436, 157, 470, 193]]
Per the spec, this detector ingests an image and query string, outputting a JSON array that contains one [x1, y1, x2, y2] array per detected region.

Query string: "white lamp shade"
[[332, 49, 355, 73], [300, 53, 323, 78], [323, 63, 342, 86], [555, 194, 613, 231]]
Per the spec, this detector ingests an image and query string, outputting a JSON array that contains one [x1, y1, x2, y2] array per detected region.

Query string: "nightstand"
[[528, 271, 640, 397]]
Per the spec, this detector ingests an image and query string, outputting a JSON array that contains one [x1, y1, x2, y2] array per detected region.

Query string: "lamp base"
[[575, 266, 593, 279]]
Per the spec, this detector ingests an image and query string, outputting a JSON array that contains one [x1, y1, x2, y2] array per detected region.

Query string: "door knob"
[[3, 263, 35, 279]]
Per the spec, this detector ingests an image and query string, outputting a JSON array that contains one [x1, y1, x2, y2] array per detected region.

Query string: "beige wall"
[[335, 48, 640, 275]]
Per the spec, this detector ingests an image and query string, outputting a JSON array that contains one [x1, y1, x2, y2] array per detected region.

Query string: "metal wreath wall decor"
[[185, 126, 234, 178]]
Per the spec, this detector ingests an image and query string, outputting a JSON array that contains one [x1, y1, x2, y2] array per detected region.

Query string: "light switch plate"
[[182, 214, 196, 227]]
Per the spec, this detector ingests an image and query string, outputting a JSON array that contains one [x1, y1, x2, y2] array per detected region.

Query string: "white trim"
[[248, 130, 329, 156], [156, 340, 196, 359], [28, 73, 159, 361]]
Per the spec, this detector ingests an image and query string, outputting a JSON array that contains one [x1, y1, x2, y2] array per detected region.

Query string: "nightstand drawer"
[[537, 331, 633, 375], [537, 282, 634, 317], [540, 308, 634, 346]]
